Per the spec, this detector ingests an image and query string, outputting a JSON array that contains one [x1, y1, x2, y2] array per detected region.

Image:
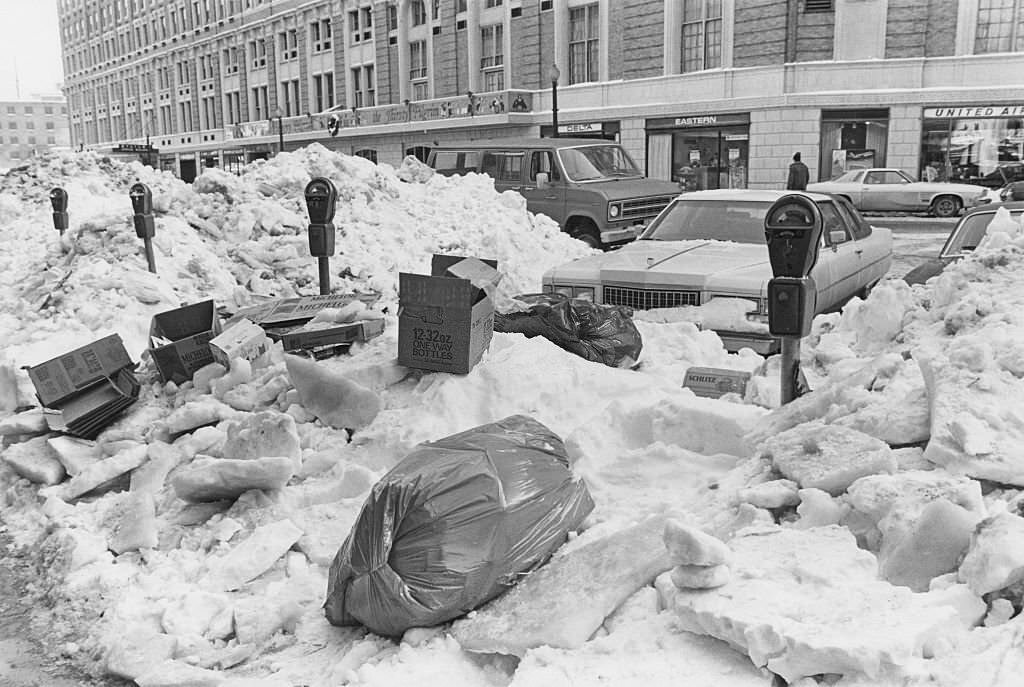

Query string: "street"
[[867, 214, 957, 280]]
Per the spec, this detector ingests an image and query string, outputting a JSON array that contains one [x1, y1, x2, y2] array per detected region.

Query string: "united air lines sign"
[[925, 105, 1024, 119]]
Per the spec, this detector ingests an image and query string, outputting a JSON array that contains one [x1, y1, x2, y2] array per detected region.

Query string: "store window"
[[355, 148, 378, 163], [681, 0, 722, 73], [405, 145, 431, 162], [818, 109, 889, 181], [646, 112, 750, 189], [921, 105, 1024, 187], [975, 0, 1024, 54], [569, 4, 599, 84]]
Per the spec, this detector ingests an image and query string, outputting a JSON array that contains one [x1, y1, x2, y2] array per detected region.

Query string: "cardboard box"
[[397, 255, 499, 374], [148, 300, 221, 384], [208, 318, 270, 368], [42, 367, 141, 439], [28, 334, 134, 408], [683, 366, 751, 399], [277, 317, 385, 352], [228, 292, 381, 330]]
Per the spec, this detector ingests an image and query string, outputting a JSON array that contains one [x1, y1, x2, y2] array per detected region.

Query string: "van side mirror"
[[536, 172, 549, 189]]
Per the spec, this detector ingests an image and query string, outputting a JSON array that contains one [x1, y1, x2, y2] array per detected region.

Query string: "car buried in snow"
[[541, 189, 893, 355], [805, 167, 987, 218], [903, 200, 1024, 285]]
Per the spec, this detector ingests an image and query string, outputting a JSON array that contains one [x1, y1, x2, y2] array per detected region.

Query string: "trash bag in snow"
[[323, 414, 594, 637], [494, 293, 643, 368]]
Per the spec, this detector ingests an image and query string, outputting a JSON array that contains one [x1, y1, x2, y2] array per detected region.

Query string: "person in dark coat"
[[787, 152, 810, 191]]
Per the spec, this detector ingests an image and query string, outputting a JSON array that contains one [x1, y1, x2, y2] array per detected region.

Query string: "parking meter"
[[763, 194, 823, 404], [50, 187, 68, 234], [304, 177, 338, 294], [129, 182, 157, 273]]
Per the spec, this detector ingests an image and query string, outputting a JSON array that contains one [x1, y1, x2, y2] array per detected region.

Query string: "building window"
[[457, 0, 467, 11], [44, 105, 54, 114], [352, 66, 363, 108], [24, 105, 34, 114], [46, 122, 55, 130], [804, 0, 833, 12], [224, 90, 241, 124], [409, 39, 428, 98], [313, 72, 334, 112], [279, 29, 298, 61], [311, 18, 332, 51], [5, 106, 13, 114], [201, 95, 217, 128], [280, 79, 300, 116], [179, 101, 193, 131], [6, 122, 15, 129], [223, 46, 240, 74], [47, 136, 56, 144], [251, 84, 268, 120], [388, 5, 398, 31], [681, 0, 722, 73], [249, 38, 267, 68], [568, 4, 599, 84], [411, 0, 427, 26], [481, 24, 504, 90], [351, 65, 375, 108], [485, 0, 503, 7], [975, 0, 1024, 53], [25, 122, 35, 129], [349, 8, 372, 44], [355, 148, 378, 163]]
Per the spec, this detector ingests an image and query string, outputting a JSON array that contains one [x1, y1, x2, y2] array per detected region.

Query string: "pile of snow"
[[1, 150, 1024, 687]]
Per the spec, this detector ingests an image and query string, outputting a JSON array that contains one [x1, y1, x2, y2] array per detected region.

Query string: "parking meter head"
[[129, 183, 153, 215], [768, 275, 817, 338], [304, 177, 337, 224], [49, 187, 68, 212], [764, 194, 822, 278]]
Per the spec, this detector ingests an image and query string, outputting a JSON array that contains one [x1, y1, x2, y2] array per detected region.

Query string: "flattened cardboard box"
[[149, 300, 221, 384], [683, 366, 751, 399], [228, 292, 381, 330], [43, 367, 141, 440], [397, 255, 499, 375], [276, 317, 385, 352], [27, 334, 134, 407], [209, 318, 270, 368]]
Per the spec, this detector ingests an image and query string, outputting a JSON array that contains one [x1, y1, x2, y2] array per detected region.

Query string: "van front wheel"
[[568, 219, 601, 249]]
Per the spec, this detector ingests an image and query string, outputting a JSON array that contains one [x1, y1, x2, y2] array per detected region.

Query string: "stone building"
[[0, 95, 71, 169], [58, 0, 1024, 188]]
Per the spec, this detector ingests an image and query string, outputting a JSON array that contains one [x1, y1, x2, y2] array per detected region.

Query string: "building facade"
[[58, 0, 1024, 189], [0, 96, 72, 169]]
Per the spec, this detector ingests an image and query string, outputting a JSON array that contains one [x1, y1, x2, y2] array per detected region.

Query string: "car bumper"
[[600, 224, 643, 245], [716, 330, 780, 356]]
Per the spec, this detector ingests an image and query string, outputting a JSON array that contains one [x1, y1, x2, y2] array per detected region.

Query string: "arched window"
[[405, 145, 431, 163], [354, 148, 378, 163]]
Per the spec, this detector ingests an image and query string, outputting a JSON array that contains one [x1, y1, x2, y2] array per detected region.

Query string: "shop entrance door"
[[672, 126, 748, 190]]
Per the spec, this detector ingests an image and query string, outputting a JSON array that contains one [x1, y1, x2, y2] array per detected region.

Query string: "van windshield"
[[557, 145, 642, 182]]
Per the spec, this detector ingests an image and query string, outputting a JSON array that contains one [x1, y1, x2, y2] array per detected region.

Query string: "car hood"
[[545, 240, 770, 290], [587, 179, 683, 201]]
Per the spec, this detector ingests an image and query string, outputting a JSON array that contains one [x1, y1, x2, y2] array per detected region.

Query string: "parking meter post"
[[50, 187, 69, 234], [764, 195, 823, 405], [129, 182, 157, 273], [304, 177, 338, 296]]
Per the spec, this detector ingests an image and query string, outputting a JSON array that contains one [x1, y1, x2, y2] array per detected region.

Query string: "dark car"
[[904, 201, 1024, 285]]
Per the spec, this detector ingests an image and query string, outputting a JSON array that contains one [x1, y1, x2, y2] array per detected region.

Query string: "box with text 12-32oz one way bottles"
[[397, 255, 501, 374]]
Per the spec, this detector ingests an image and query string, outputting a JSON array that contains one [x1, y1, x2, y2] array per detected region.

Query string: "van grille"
[[603, 286, 700, 310], [620, 195, 675, 223]]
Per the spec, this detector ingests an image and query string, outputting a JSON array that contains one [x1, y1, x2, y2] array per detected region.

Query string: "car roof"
[[429, 137, 618, 150], [962, 200, 1024, 217], [676, 188, 840, 203]]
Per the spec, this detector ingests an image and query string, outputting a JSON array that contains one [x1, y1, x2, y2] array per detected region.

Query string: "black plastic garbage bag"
[[494, 294, 643, 368], [323, 414, 594, 637]]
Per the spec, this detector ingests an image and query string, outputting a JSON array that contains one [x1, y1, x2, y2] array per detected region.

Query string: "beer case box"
[[42, 367, 141, 440], [276, 317, 385, 353], [208, 318, 270, 368], [148, 300, 221, 385], [27, 334, 135, 408], [683, 366, 752, 399], [228, 292, 381, 330], [397, 255, 500, 375]]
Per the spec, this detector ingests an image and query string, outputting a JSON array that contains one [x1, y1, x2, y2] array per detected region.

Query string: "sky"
[[0, 0, 64, 100]]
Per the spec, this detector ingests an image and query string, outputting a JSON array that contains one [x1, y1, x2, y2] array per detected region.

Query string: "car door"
[[815, 200, 862, 308], [861, 170, 918, 212], [833, 196, 882, 290], [519, 150, 567, 226]]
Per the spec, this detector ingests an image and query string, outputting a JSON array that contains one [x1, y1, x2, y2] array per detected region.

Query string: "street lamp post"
[[273, 107, 285, 154], [549, 64, 560, 138]]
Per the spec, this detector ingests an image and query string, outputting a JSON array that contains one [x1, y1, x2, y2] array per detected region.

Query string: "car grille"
[[604, 286, 700, 310], [620, 195, 675, 223]]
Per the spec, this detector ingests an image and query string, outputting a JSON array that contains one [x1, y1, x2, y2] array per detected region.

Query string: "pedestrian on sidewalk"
[[787, 152, 809, 191]]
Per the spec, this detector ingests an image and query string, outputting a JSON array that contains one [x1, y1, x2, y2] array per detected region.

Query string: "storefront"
[[921, 104, 1024, 187], [222, 150, 246, 175], [818, 109, 890, 181], [645, 113, 750, 190], [539, 120, 620, 141]]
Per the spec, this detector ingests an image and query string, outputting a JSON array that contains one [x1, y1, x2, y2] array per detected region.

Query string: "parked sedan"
[[542, 189, 893, 355], [904, 201, 1024, 285], [807, 168, 987, 217]]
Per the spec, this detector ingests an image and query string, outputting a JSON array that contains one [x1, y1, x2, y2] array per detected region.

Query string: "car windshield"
[[639, 199, 771, 243], [943, 209, 1024, 256], [556, 144, 641, 181]]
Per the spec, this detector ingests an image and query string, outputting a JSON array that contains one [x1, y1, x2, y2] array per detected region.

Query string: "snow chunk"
[[104, 491, 159, 554], [736, 478, 800, 509], [663, 519, 732, 566], [201, 518, 304, 591], [171, 455, 295, 503], [760, 421, 896, 496], [61, 443, 149, 500], [879, 498, 978, 592], [134, 659, 223, 687], [670, 564, 731, 589], [0, 408, 48, 435], [285, 353, 381, 430], [2, 436, 66, 485], [105, 631, 177, 681], [221, 410, 301, 464], [958, 511, 1024, 595], [663, 525, 960, 682], [47, 435, 102, 476]]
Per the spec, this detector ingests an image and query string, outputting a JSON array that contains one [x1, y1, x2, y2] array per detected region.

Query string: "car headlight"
[[608, 203, 621, 220], [745, 297, 769, 322]]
